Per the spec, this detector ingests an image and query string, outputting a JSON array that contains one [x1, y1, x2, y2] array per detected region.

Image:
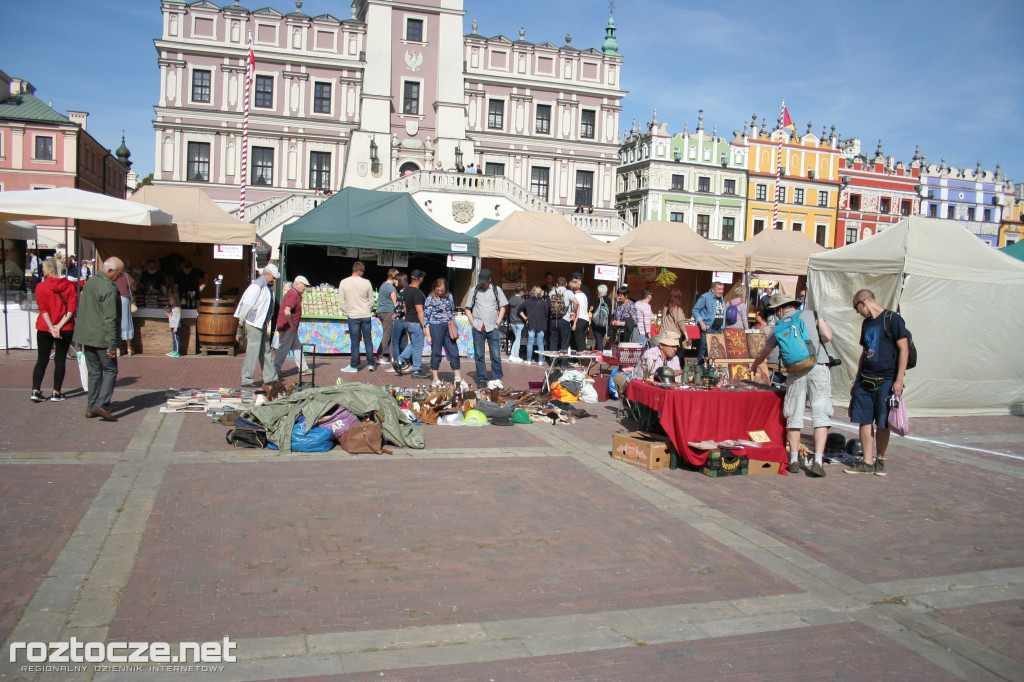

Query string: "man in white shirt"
[[338, 260, 376, 372], [234, 263, 280, 387]]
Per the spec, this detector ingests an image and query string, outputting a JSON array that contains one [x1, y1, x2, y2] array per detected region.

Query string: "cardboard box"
[[612, 431, 672, 470], [700, 449, 748, 477], [747, 458, 781, 475]]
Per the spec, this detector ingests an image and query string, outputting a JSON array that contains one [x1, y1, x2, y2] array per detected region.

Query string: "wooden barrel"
[[197, 298, 238, 351]]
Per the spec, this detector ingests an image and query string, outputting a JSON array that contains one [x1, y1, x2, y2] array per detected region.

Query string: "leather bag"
[[338, 412, 393, 454]]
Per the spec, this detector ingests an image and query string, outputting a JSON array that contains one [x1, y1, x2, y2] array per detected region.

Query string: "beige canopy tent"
[[613, 220, 746, 271], [807, 216, 1024, 416], [729, 228, 827, 275], [475, 211, 618, 264], [78, 185, 254, 244]]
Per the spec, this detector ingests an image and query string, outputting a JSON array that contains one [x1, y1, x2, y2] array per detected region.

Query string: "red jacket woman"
[[31, 258, 78, 402]]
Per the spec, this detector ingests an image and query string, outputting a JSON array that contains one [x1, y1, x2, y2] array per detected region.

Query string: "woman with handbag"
[[423, 277, 464, 388], [30, 257, 77, 402], [114, 267, 136, 355]]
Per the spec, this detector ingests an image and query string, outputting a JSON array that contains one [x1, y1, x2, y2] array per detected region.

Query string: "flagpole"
[[240, 33, 253, 222], [772, 99, 784, 231]]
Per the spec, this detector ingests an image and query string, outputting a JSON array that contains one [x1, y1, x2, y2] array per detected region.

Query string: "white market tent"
[[613, 220, 746, 271], [475, 211, 618, 264], [807, 216, 1024, 416], [0, 187, 173, 226]]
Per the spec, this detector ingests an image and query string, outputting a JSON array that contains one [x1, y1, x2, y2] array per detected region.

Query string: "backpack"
[[883, 311, 917, 370], [548, 289, 568, 319], [592, 297, 609, 327], [726, 302, 740, 325], [773, 313, 817, 373]]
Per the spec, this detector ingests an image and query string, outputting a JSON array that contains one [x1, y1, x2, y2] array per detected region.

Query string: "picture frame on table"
[[728, 361, 753, 381], [724, 329, 749, 359], [745, 331, 766, 358], [706, 333, 728, 360]]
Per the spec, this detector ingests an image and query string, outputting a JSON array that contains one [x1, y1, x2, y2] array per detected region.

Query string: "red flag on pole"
[[782, 105, 795, 135], [246, 40, 255, 84]]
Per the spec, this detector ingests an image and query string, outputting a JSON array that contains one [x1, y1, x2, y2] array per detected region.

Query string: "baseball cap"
[[263, 263, 280, 278], [571, 272, 583, 280], [293, 275, 310, 286], [478, 268, 492, 284]]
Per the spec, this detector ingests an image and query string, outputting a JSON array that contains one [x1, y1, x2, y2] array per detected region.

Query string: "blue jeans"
[[391, 318, 408, 359], [526, 329, 545, 363], [170, 329, 180, 354], [510, 322, 525, 359], [347, 317, 375, 368], [399, 322, 424, 371], [472, 326, 503, 381], [428, 323, 461, 371]]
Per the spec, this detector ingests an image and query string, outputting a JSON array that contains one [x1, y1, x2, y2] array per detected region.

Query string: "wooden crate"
[[612, 431, 672, 470]]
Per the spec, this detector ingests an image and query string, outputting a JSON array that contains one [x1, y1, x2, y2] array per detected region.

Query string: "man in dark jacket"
[[73, 257, 124, 421]]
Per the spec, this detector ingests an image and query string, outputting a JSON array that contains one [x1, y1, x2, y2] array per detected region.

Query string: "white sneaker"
[[508, 356, 522, 364], [341, 366, 359, 373], [431, 379, 443, 388]]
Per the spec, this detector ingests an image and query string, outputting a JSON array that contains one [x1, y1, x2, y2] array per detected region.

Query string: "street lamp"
[[369, 138, 380, 175], [454, 144, 463, 168]]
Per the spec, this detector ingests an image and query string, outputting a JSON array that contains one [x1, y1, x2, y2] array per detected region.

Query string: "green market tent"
[[280, 187, 477, 255], [1000, 239, 1024, 261], [465, 218, 499, 237]]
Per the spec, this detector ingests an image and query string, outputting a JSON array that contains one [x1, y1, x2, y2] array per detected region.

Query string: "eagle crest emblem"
[[405, 49, 423, 72], [452, 201, 475, 224]]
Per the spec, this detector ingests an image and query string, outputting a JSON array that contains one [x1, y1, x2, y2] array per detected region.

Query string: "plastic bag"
[[318, 405, 359, 439], [578, 380, 599, 403], [77, 350, 89, 392], [290, 419, 335, 452], [888, 395, 910, 437]]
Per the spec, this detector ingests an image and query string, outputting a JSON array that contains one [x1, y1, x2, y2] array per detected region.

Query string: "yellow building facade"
[[743, 127, 842, 246], [999, 196, 1022, 246]]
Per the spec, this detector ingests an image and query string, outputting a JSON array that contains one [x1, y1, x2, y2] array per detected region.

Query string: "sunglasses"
[[852, 300, 865, 311]]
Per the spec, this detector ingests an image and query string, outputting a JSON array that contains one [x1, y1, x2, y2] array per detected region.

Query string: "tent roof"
[[1000, 239, 1024, 262], [0, 187, 173, 226], [475, 211, 617, 264], [280, 187, 476, 255], [612, 220, 745, 271], [79, 185, 255, 244], [0, 220, 37, 241], [728, 228, 827, 275], [808, 216, 1024, 284], [464, 217, 499, 237]]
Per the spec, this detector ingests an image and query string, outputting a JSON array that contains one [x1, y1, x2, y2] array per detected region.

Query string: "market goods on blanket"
[[700, 449, 748, 477], [612, 432, 672, 470]]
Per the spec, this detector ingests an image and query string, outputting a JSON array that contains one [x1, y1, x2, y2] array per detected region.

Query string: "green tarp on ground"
[[1001, 239, 1024, 261], [280, 187, 477, 256]]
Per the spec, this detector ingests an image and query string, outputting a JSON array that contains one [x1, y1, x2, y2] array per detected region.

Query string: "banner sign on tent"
[[358, 248, 377, 260], [214, 244, 244, 260], [393, 251, 409, 267], [378, 250, 394, 267], [594, 264, 618, 281], [326, 246, 358, 257], [447, 254, 473, 269], [451, 243, 468, 253], [712, 271, 734, 283]]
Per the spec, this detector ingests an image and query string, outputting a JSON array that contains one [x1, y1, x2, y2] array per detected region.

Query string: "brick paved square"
[[654, 446, 1024, 584], [109, 458, 795, 641], [933, 599, 1024, 667], [0, 463, 113, 644]]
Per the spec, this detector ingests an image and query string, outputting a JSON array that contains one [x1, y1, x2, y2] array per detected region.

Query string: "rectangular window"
[[313, 82, 331, 113], [34, 136, 53, 160], [849, 194, 861, 211], [755, 184, 767, 201], [967, 207, 975, 221], [753, 219, 765, 235], [901, 200, 911, 216], [792, 222, 803, 233], [818, 190, 829, 207], [816, 225, 827, 246], [580, 109, 596, 139], [722, 217, 735, 241], [671, 174, 685, 190], [775, 221, 784, 230], [723, 179, 736, 195], [487, 99, 504, 129], [794, 188, 804, 204], [947, 205, 956, 219], [984, 208, 992, 221], [254, 75, 273, 108], [252, 146, 274, 185], [530, 166, 549, 200], [535, 104, 551, 134], [406, 18, 423, 42], [880, 197, 891, 213], [309, 151, 331, 190], [696, 214, 710, 238], [402, 81, 420, 115], [191, 69, 211, 103], [484, 162, 504, 176], [698, 176, 711, 192], [928, 203, 938, 217], [670, 212, 685, 222], [575, 170, 594, 206], [186, 142, 210, 182], [846, 227, 857, 244]]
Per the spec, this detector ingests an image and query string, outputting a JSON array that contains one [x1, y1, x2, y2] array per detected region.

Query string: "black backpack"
[[548, 289, 569, 319], [883, 311, 917, 370]]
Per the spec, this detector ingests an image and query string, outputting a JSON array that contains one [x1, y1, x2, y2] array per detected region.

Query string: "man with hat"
[[235, 263, 280, 387], [464, 268, 508, 389], [751, 292, 834, 477], [612, 330, 682, 415], [274, 275, 311, 377]]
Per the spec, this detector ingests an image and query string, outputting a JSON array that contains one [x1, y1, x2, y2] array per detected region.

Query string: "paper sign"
[[214, 244, 244, 260], [378, 250, 394, 267], [712, 271, 734, 283], [392, 251, 409, 267], [358, 248, 377, 260], [451, 243, 468, 252], [747, 430, 771, 443], [594, 264, 619, 281], [447, 254, 473, 269]]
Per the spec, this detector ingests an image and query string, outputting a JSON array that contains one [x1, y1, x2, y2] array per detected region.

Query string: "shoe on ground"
[[368, 364, 377, 372], [809, 462, 826, 477], [88, 406, 118, 422], [391, 359, 403, 375], [341, 366, 359, 373], [30, 390, 46, 402], [385, 364, 397, 373], [431, 379, 443, 388], [844, 461, 875, 474], [508, 356, 522, 364], [166, 351, 180, 357], [50, 392, 67, 402], [874, 459, 887, 476], [786, 461, 800, 474], [410, 370, 431, 379], [240, 381, 257, 387]]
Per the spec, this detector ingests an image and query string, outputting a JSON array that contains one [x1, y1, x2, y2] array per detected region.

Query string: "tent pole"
[[2, 238, 8, 354]]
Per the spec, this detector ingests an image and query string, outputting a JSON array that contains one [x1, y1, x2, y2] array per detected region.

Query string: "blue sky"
[[3, 0, 1022, 185]]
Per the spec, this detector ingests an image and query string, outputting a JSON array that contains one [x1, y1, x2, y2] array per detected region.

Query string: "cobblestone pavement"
[[1, 349, 1022, 681]]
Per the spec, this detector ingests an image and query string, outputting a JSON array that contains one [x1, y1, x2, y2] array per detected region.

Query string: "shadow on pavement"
[[112, 391, 167, 417]]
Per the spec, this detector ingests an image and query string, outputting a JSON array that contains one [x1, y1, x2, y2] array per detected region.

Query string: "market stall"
[[628, 381, 788, 472], [279, 187, 479, 356], [79, 185, 256, 355], [728, 228, 826, 305], [1, 220, 38, 351]]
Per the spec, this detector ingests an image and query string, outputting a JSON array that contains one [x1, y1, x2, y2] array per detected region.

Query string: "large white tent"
[[807, 217, 1024, 416]]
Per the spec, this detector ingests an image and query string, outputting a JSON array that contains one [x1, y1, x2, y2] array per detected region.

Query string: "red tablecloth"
[[649, 324, 701, 340], [627, 381, 788, 473]]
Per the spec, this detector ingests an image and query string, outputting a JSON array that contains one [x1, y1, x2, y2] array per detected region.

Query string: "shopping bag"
[[888, 395, 910, 437], [77, 349, 89, 392]]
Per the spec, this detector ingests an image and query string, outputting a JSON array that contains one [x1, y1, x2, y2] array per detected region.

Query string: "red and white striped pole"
[[772, 99, 783, 230], [240, 34, 254, 221]]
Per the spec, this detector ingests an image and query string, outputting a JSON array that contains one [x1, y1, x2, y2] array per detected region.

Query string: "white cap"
[[263, 263, 280, 278], [293, 275, 310, 286]]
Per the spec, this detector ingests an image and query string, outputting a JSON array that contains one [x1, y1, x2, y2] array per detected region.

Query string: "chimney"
[[68, 110, 89, 131]]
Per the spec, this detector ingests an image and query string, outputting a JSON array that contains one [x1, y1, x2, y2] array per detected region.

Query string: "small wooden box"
[[612, 432, 672, 470]]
